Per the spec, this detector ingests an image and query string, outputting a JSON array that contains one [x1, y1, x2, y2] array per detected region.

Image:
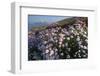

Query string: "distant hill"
[[57, 17, 76, 26], [46, 17, 76, 28], [47, 17, 88, 28], [30, 17, 88, 31]]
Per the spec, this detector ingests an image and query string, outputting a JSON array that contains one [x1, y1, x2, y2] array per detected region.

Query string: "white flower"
[[65, 43, 68, 47], [80, 45, 84, 48], [50, 38, 54, 41], [44, 41, 47, 44], [45, 33, 49, 36], [83, 46, 87, 49], [49, 47, 52, 51], [59, 41, 62, 45], [82, 50, 86, 53], [55, 48, 58, 52], [74, 54, 76, 57], [54, 37, 57, 40], [80, 28, 84, 32], [75, 52, 78, 55], [78, 50, 81, 52], [62, 44, 65, 47], [67, 55, 70, 58], [83, 55, 87, 57], [50, 50, 54, 56], [78, 53, 81, 58], [45, 49, 49, 53], [59, 38, 63, 42], [59, 33, 65, 38], [67, 37, 70, 40], [60, 53, 64, 56], [83, 34, 87, 37], [84, 31, 87, 34], [65, 31, 70, 35], [70, 35, 74, 38], [85, 39, 88, 42], [71, 30, 74, 33], [76, 36, 80, 41], [76, 38, 80, 41], [55, 40, 58, 43]]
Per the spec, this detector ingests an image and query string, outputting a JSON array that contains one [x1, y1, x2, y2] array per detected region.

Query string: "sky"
[[28, 15, 71, 26]]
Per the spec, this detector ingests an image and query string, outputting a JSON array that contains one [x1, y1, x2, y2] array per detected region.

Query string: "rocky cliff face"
[[28, 17, 88, 60]]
